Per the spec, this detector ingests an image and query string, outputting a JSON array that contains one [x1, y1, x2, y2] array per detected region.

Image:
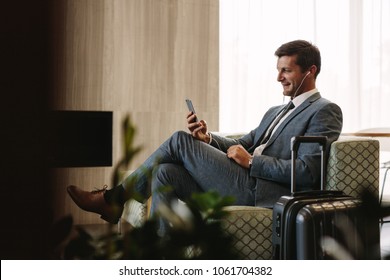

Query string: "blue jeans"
[[121, 131, 256, 233]]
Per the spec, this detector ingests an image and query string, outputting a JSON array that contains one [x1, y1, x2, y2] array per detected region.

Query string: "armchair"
[[121, 136, 380, 260], [221, 136, 380, 259]]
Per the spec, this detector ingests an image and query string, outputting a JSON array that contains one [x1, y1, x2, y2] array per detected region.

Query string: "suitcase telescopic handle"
[[290, 136, 327, 193], [291, 136, 327, 151]]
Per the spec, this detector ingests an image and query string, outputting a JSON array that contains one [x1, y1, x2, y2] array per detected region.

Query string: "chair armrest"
[[326, 136, 380, 198]]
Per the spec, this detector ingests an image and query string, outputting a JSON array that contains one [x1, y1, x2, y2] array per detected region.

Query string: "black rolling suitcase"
[[272, 136, 380, 260], [296, 198, 380, 259]]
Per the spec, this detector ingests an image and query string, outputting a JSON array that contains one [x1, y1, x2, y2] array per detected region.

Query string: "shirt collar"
[[291, 88, 318, 108]]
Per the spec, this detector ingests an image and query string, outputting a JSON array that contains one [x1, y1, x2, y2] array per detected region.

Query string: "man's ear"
[[308, 65, 318, 77]]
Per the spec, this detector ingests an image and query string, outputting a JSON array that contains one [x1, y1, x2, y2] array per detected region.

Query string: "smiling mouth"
[[281, 83, 292, 94]]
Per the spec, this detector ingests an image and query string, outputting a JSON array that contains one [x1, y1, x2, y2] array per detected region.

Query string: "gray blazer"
[[211, 92, 343, 207]]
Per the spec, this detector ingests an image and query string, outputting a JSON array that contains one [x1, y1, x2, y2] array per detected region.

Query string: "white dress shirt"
[[253, 88, 319, 156]]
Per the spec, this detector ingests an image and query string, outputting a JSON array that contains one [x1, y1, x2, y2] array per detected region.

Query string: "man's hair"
[[274, 40, 321, 78]]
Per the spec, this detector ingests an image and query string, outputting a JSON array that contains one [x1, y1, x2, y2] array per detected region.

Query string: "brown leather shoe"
[[67, 185, 123, 224]]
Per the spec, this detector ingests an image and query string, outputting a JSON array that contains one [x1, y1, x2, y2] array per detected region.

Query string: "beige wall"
[[50, 0, 219, 224]]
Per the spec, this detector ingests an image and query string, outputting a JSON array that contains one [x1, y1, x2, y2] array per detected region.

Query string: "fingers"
[[187, 112, 207, 131], [227, 145, 241, 153], [226, 145, 238, 158], [186, 111, 195, 120], [227, 145, 251, 168], [192, 124, 204, 135], [187, 121, 198, 132], [187, 112, 199, 131]]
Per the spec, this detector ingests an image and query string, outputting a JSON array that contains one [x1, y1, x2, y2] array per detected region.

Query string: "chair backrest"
[[326, 136, 380, 199], [221, 133, 381, 198]]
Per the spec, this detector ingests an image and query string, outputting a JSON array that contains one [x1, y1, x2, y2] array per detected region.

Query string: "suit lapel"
[[265, 93, 321, 146]]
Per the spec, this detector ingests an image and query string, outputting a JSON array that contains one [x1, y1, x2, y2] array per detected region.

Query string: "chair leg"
[[380, 168, 389, 204], [117, 219, 122, 234], [380, 168, 390, 225]]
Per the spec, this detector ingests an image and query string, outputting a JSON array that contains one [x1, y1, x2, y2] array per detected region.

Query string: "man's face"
[[276, 55, 306, 98]]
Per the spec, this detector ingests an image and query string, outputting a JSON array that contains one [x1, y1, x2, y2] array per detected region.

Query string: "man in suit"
[[67, 40, 343, 232]]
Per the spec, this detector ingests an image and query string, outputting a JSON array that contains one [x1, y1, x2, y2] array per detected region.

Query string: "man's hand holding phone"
[[186, 99, 210, 143]]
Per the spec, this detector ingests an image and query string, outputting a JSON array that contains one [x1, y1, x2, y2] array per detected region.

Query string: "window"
[[220, 0, 390, 133]]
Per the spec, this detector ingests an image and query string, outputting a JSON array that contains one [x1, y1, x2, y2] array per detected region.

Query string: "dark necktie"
[[260, 101, 295, 145]]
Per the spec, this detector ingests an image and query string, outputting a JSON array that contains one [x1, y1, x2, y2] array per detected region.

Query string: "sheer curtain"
[[220, 0, 390, 133]]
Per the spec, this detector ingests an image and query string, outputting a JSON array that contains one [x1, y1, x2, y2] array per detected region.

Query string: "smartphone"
[[185, 99, 198, 122]]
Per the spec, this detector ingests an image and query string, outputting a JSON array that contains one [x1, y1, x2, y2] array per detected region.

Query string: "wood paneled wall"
[[50, 0, 219, 224]]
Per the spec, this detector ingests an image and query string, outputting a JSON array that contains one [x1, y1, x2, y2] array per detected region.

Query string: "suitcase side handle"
[[290, 136, 327, 193]]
